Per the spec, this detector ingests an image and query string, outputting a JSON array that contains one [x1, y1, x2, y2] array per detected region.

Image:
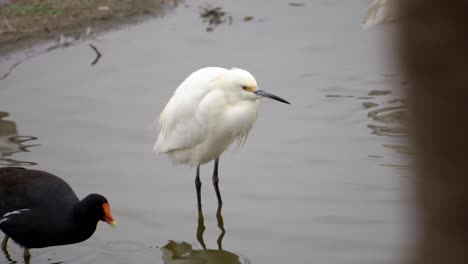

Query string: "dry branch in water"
[[89, 43, 102, 66], [199, 6, 230, 32]]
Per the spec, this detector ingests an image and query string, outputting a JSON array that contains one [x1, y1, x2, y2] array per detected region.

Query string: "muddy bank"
[[0, 0, 179, 55]]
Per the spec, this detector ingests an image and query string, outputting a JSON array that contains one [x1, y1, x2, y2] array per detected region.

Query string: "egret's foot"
[[216, 204, 225, 250], [1, 236, 8, 250], [196, 208, 206, 250]]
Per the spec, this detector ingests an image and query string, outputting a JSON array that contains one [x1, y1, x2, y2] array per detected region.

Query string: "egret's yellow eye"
[[242, 85, 257, 92]]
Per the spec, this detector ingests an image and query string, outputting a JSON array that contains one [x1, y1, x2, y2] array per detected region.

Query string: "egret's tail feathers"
[[234, 133, 249, 151], [152, 144, 161, 155], [153, 139, 169, 155]]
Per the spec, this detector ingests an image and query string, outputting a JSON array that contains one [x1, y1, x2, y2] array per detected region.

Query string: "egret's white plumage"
[[362, 0, 395, 30], [153, 67, 289, 208], [154, 67, 260, 165]]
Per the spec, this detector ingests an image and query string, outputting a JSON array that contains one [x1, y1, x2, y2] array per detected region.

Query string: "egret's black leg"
[[195, 164, 202, 210], [196, 208, 206, 250], [216, 204, 226, 250], [212, 158, 223, 205]]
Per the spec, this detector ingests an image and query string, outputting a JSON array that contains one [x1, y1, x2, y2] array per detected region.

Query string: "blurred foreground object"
[[398, 1, 468, 263], [362, 0, 395, 29]]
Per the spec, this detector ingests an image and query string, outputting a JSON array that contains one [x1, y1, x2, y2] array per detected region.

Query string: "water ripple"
[[0, 111, 38, 166]]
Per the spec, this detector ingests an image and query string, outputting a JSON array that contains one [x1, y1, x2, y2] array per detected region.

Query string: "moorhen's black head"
[[78, 194, 116, 227]]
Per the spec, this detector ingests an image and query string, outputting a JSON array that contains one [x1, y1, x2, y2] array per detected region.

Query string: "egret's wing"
[[155, 97, 205, 153], [154, 67, 227, 154]]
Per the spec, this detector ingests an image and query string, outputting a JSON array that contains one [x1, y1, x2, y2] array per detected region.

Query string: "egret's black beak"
[[254, 90, 291, 104]]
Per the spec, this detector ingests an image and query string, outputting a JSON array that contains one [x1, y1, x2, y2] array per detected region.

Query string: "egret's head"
[[226, 68, 290, 104]]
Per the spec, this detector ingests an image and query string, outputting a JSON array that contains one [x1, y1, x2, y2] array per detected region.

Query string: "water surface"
[[0, 0, 410, 263]]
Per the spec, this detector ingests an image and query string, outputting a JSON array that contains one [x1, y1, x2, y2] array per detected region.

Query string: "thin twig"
[[0, 44, 62, 80], [89, 43, 102, 66], [1, 30, 98, 80], [3, 17, 15, 32]]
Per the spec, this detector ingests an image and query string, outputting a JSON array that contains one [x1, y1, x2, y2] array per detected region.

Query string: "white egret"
[[153, 67, 290, 209], [362, 0, 395, 30]]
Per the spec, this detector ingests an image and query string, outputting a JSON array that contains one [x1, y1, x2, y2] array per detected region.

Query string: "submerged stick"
[[89, 43, 102, 66]]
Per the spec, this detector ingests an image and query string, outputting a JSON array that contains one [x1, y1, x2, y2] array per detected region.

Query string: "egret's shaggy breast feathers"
[[154, 67, 259, 166]]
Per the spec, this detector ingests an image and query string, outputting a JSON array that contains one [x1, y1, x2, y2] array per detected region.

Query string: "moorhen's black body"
[[0, 167, 116, 257]]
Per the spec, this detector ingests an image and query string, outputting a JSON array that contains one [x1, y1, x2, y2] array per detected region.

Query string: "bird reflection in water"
[[0, 112, 38, 166], [162, 206, 250, 264]]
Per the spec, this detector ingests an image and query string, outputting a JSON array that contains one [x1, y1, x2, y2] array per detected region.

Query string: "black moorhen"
[[0, 167, 116, 257]]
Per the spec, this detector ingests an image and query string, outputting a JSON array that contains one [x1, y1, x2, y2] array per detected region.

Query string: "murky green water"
[[0, 0, 411, 263]]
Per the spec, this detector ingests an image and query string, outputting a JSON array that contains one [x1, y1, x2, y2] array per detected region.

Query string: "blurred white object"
[[57, 34, 75, 47], [85, 26, 92, 36], [98, 6, 110, 11], [362, 0, 395, 29]]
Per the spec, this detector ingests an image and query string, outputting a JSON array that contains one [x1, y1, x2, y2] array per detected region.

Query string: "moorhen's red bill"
[[0, 167, 116, 257]]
